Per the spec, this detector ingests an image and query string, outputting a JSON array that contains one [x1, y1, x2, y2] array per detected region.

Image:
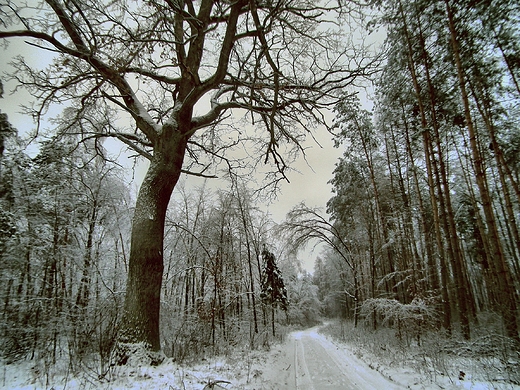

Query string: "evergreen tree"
[[260, 246, 288, 337], [260, 247, 288, 311]]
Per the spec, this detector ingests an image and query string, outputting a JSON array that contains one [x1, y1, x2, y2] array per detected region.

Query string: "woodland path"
[[261, 326, 404, 390]]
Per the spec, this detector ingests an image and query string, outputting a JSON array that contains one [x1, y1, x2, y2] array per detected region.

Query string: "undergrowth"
[[321, 315, 520, 389], [0, 319, 296, 389]]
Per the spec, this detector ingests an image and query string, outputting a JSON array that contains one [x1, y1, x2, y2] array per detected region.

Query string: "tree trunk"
[[496, 41, 520, 97], [351, 118, 398, 301], [469, 81, 520, 265], [388, 126, 421, 298], [402, 106, 438, 295], [118, 131, 187, 354], [419, 25, 471, 338], [233, 183, 259, 336], [76, 199, 97, 310], [398, 4, 452, 332], [271, 305, 275, 337], [424, 132, 453, 334], [454, 138, 499, 312], [445, 0, 519, 342], [396, 0, 453, 332]]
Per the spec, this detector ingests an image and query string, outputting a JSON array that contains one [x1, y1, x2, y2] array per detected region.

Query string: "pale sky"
[[267, 133, 342, 272]]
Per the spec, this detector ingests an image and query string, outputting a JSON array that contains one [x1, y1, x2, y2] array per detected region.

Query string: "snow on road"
[[260, 326, 403, 389]]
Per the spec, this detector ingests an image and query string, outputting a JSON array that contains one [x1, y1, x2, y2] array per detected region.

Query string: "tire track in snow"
[[293, 334, 314, 390], [288, 327, 403, 390]]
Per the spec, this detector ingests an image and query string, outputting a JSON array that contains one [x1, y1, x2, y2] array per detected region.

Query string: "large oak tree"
[[1, 0, 376, 354]]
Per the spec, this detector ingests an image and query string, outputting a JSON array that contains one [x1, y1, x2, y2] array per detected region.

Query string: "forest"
[[1, 0, 520, 388]]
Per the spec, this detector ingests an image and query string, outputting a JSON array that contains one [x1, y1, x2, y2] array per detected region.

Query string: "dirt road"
[[261, 326, 403, 389]]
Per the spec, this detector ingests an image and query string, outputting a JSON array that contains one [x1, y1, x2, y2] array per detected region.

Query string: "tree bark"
[[118, 131, 188, 353], [417, 21, 471, 338], [76, 198, 97, 310], [235, 187, 259, 335], [401, 106, 438, 294]]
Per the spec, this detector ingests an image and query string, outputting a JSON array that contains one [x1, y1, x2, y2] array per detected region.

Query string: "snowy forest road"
[[262, 326, 403, 389]]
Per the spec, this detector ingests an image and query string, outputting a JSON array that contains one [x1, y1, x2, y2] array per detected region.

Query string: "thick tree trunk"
[[118, 131, 187, 355]]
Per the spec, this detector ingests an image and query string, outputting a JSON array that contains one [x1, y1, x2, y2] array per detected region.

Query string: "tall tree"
[[444, 0, 519, 341], [1, 0, 376, 355]]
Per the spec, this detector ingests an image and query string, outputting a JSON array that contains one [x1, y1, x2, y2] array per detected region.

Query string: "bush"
[[360, 298, 437, 345]]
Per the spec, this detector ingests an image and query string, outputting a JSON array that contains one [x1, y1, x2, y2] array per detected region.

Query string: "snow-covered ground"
[[1, 353, 256, 389], [257, 326, 402, 389], [2, 325, 519, 389]]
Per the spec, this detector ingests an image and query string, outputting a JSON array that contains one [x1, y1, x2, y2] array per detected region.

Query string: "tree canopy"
[[0, 0, 376, 180]]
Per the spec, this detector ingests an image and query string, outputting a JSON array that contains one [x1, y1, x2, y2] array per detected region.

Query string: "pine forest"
[[0, 0, 519, 388]]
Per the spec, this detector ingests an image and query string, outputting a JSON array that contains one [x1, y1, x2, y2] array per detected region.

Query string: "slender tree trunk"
[[496, 41, 520, 97], [418, 25, 471, 338], [454, 134, 498, 311], [77, 200, 97, 310], [3, 279, 13, 319], [234, 185, 259, 335], [445, 0, 519, 342], [354, 121, 398, 300], [271, 305, 275, 337], [402, 107, 438, 295], [469, 81, 520, 264], [353, 256, 361, 327], [388, 127, 421, 298], [493, 185, 520, 282], [397, 2, 452, 332], [427, 135, 458, 334]]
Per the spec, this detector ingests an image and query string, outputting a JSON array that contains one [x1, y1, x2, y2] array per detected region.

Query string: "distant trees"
[[149, 181, 312, 361], [0, 0, 376, 355], [160, 184, 268, 358], [280, 203, 362, 323], [1, 80, 312, 368], [5, 0, 517, 368], [0, 113, 312, 367]]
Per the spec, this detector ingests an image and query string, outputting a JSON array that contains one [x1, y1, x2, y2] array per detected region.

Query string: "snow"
[[1, 349, 267, 389], [2, 325, 519, 389]]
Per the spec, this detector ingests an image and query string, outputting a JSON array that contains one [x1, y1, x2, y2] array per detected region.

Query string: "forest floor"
[[1, 321, 519, 389]]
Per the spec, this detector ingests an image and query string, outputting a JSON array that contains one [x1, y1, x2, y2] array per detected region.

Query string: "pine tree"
[[260, 246, 288, 336]]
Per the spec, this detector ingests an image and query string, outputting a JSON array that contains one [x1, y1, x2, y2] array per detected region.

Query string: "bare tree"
[[279, 203, 362, 322], [1, 0, 377, 357]]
